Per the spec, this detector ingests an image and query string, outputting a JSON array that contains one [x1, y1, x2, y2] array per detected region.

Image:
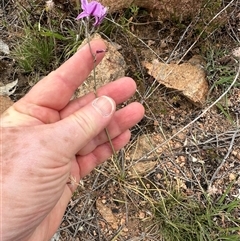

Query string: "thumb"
[[51, 95, 116, 156]]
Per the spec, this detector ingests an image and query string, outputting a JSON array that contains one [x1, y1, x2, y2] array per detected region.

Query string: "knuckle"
[[71, 112, 96, 139]]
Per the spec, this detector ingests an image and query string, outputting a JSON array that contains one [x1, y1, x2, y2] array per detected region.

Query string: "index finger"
[[22, 39, 106, 110]]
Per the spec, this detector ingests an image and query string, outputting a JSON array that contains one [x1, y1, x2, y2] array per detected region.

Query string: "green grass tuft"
[[155, 183, 240, 241], [13, 28, 55, 73]]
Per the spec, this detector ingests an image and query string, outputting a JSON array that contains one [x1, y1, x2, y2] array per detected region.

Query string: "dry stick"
[[209, 128, 239, 188], [131, 61, 240, 167]]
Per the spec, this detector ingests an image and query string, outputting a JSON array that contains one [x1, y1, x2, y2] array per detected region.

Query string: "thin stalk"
[[84, 19, 117, 158]]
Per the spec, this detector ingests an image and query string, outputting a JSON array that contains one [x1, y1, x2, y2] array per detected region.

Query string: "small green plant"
[[206, 47, 239, 89], [13, 28, 55, 73], [12, 1, 83, 75], [11, 1, 55, 73], [204, 47, 239, 121], [155, 182, 240, 241]]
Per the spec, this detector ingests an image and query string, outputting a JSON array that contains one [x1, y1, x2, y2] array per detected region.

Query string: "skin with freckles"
[[0, 39, 144, 241]]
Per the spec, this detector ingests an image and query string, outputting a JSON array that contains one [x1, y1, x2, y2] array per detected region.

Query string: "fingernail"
[[92, 96, 115, 117]]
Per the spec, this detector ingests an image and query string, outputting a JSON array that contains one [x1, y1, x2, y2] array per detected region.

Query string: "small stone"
[[208, 185, 218, 195], [179, 155, 186, 162], [176, 133, 186, 140], [174, 142, 182, 149], [232, 150, 240, 161], [229, 173, 236, 181], [120, 218, 126, 225], [123, 227, 129, 232], [232, 47, 240, 59], [78, 226, 84, 232], [156, 173, 162, 180], [139, 211, 145, 219], [0, 39, 10, 54], [180, 162, 185, 167]]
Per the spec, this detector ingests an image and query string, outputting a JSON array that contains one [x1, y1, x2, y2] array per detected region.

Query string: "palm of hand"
[[1, 80, 81, 241]]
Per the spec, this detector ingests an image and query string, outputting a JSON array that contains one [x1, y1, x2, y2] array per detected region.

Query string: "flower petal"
[[81, 0, 89, 10], [93, 16, 100, 26], [88, 1, 101, 16], [76, 0, 107, 25], [76, 12, 89, 20]]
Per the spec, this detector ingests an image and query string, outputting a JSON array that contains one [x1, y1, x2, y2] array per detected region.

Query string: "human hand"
[[0, 39, 144, 241]]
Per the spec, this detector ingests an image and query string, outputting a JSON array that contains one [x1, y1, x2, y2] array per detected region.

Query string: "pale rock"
[[0, 39, 10, 54], [122, 227, 128, 232], [232, 150, 240, 161], [128, 133, 172, 160], [207, 185, 219, 195], [232, 47, 240, 59], [129, 161, 157, 178], [96, 198, 119, 229], [0, 79, 18, 96], [229, 173, 236, 181], [143, 58, 208, 106], [139, 211, 145, 219]]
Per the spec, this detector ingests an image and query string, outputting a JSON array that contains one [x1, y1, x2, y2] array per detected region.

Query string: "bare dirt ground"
[[1, 0, 240, 240]]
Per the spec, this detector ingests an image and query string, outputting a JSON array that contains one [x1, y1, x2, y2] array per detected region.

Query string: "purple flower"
[[76, 0, 107, 26]]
